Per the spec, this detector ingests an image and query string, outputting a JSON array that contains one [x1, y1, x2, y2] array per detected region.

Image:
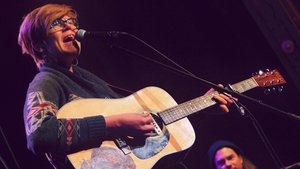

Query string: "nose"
[[63, 22, 74, 29], [62, 23, 78, 32]]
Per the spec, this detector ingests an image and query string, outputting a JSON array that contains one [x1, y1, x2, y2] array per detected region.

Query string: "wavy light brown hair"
[[18, 4, 78, 68]]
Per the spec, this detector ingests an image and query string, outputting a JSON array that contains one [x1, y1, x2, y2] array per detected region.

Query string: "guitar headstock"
[[253, 69, 286, 88]]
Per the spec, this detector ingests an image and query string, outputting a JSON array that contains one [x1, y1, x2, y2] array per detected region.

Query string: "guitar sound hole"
[[130, 113, 170, 159]]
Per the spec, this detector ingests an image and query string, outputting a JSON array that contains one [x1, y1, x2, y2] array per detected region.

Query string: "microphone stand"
[[113, 32, 300, 121], [232, 100, 285, 168], [105, 32, 300, 169]]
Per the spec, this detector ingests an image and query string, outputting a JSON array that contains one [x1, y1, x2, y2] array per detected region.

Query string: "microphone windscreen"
[[75, 29, 87, 42]]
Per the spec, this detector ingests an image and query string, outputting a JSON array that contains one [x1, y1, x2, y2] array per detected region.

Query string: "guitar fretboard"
[[159, 78, 258, 125]]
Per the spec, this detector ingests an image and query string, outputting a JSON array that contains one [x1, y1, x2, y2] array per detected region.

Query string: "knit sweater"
[[23, 63, 120, 168]]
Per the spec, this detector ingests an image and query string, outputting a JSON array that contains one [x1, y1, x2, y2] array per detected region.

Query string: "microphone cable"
[[0, 126, 21, 169]]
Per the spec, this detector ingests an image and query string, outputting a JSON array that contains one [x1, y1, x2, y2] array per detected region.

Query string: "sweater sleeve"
[[24, 75, 107, 154]]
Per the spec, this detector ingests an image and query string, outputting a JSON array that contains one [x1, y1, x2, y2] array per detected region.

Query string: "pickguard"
[[131, 128, 170, 159]]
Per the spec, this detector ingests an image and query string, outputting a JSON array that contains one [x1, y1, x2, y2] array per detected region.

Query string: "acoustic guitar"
[[57, 69, 286, 169]]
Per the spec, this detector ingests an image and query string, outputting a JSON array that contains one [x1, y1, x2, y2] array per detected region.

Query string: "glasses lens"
[[50, 18, 79, 30], [64, 18, 79, 27]]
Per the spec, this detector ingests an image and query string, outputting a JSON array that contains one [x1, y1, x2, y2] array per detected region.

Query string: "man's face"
[[214, 147, 243, 169], [45, 15, 81, 63]]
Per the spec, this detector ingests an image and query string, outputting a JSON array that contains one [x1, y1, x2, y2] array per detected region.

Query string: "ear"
[[33, 41, 48, 59], [34, 40, 48, 53], [240, 155, 244, 164]]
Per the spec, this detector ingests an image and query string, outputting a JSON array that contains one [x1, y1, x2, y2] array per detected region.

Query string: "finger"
[[142, 123, 154, 131], [219, 104, 229, 113], [218, 84, 224, 87], [213, 95, 228, 105], [221, 92, 238, 102], [219, 93, 234, 104], [142, 115, 153, 124], [142, 111, 150, 116]]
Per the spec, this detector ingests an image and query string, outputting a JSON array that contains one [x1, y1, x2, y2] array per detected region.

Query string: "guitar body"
[[56, 70, 286, 168], [57, 86, 196, 169]]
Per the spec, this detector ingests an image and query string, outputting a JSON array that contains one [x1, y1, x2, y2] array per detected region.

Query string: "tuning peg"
[[252, 72, 258, 76], [264, 88, 271, 95], [252, 70, 263, 76], [277, 86, 284, 92], [264, 87, 276, 95], [256, 69, 273, 76], [255, 68, 274, 74], [264, 86, 284, 95]]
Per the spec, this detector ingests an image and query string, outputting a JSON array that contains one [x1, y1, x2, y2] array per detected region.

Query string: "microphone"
[[75, 29, 126, 42]]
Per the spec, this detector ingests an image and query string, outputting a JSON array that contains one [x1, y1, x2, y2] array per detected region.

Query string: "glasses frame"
[[49, 18, 79, 30]]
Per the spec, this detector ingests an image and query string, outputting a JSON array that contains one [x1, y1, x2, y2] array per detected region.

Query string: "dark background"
[[1, 0, 300, 169]]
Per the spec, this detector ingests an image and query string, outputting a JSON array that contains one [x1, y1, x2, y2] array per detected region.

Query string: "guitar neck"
[[159, 77, 258, 124]]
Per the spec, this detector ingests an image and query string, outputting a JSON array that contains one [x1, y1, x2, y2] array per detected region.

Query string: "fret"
[[158, 70, 284, 125], [160, 92, 217, 124], [230, 78, 258, 93]]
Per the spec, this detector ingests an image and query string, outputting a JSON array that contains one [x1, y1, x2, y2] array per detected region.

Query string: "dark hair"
[[18, 4, 78, 68]]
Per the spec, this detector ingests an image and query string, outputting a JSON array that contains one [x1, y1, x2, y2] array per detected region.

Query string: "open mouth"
[[63, 34, 75, 43]]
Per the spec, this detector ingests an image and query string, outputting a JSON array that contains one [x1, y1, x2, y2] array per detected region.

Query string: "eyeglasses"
[[49, 18, 79, 30]]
